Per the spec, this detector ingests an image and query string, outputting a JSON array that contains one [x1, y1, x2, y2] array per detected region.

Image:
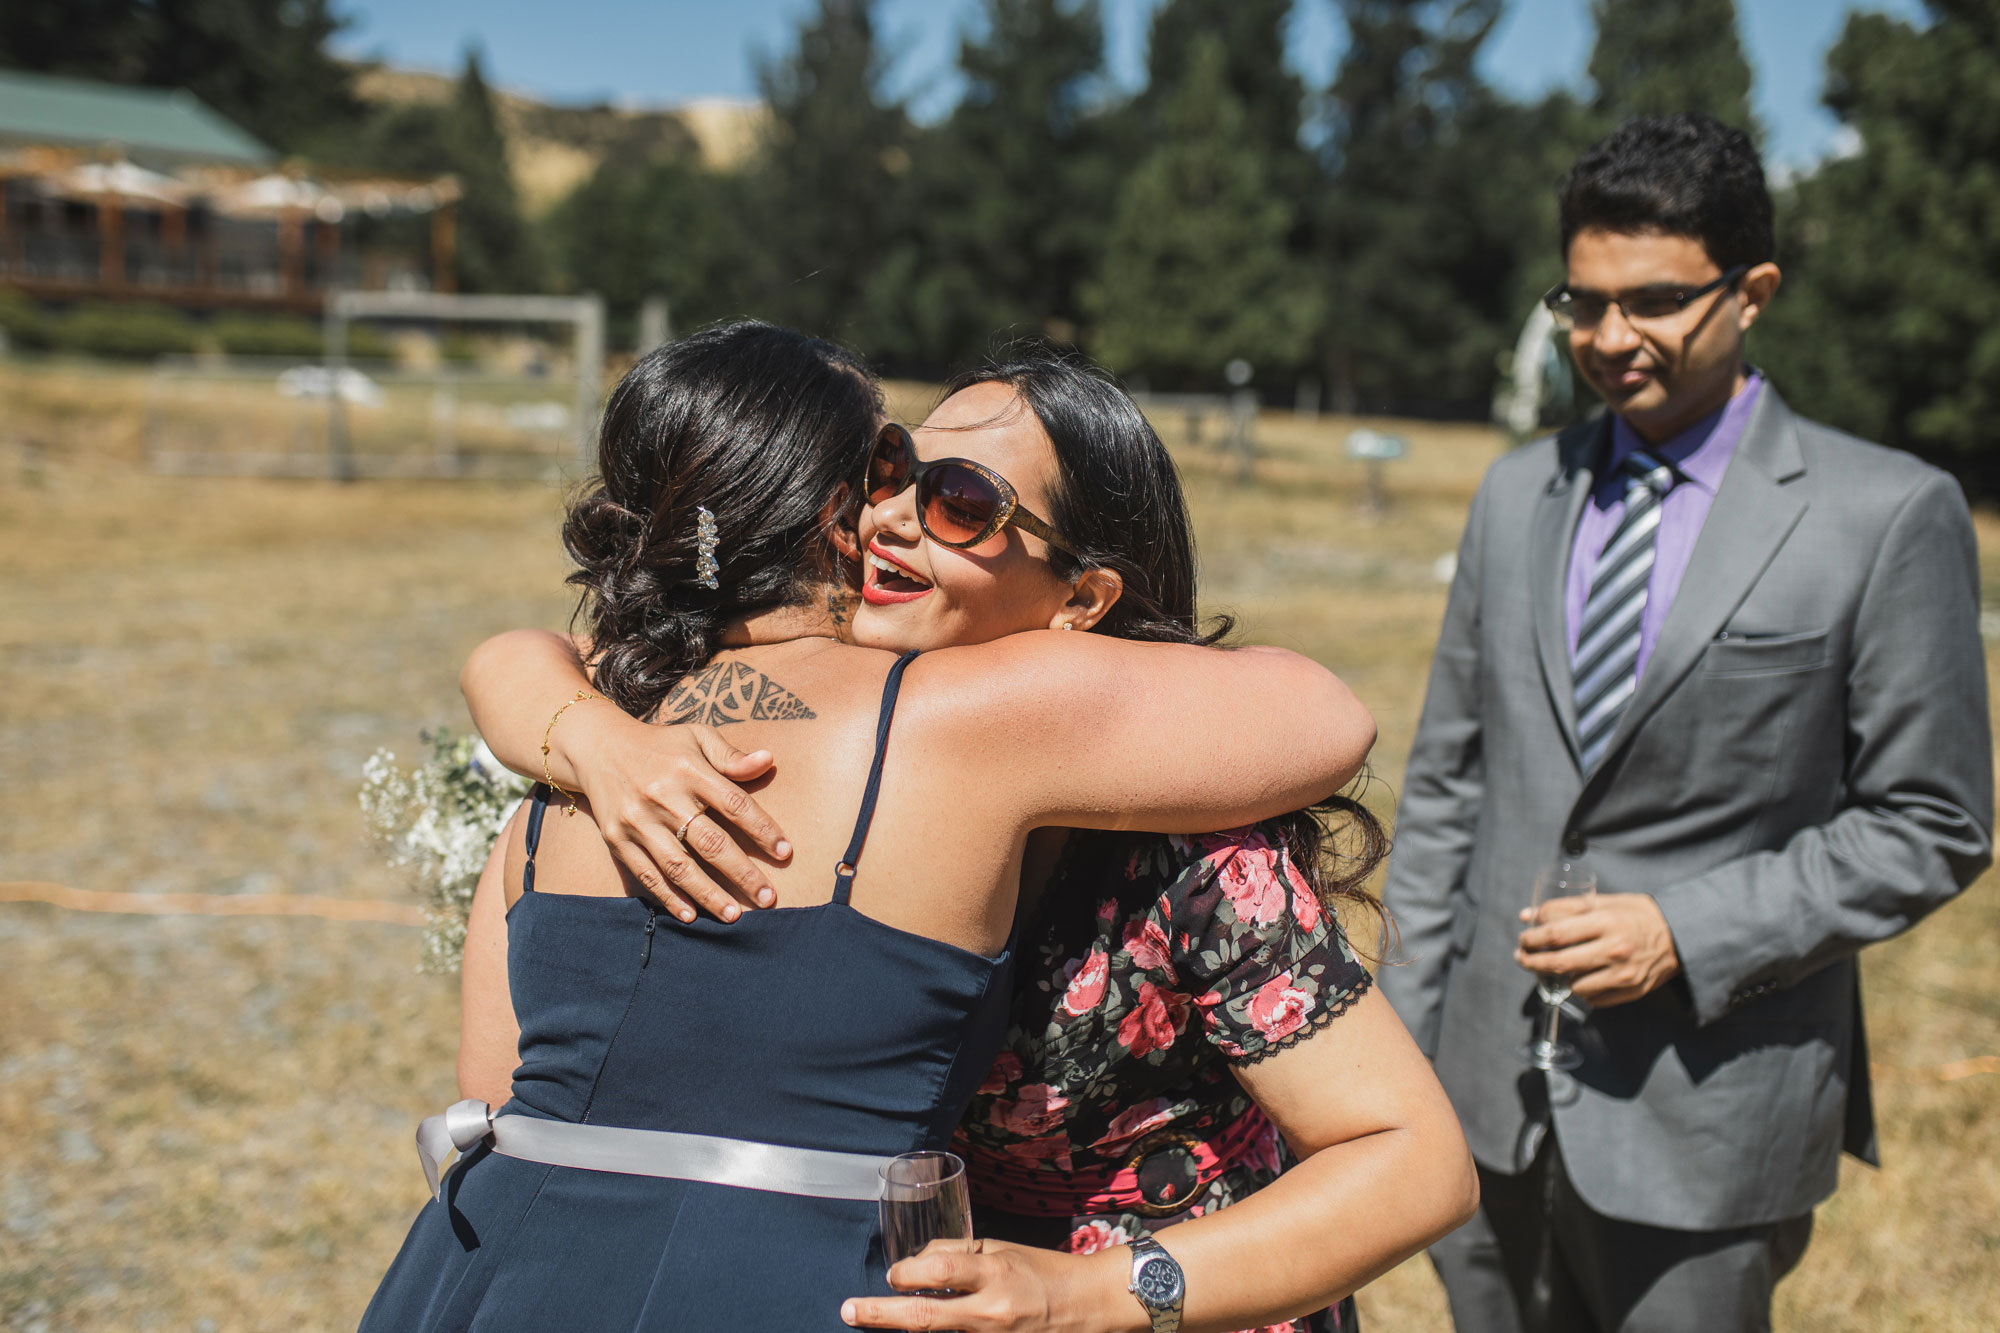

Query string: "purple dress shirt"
[[1565, 374, 1763, 678]]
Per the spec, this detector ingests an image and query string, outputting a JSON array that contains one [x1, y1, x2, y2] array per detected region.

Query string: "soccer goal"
[[143, 290, 606, 482]]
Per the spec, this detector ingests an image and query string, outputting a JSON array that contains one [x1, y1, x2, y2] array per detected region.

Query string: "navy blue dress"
[[362, 654, 1017, 1331]]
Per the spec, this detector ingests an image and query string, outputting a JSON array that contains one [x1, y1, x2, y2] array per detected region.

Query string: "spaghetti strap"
[[523, 784, 551, 895], [832, 651, 920, 906]]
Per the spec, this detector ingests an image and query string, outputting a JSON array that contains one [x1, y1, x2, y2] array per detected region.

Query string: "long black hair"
[[945, 348, 1389, 930], [564, 321, 879, 720]]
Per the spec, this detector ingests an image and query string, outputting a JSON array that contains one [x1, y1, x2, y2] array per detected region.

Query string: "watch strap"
[[1128, 1236, 1185, 1333]]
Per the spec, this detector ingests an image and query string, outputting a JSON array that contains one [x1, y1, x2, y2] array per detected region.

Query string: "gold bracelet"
[[540, 690, 605, 817]]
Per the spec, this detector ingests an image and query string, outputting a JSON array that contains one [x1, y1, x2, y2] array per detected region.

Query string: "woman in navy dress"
[[457, 348, 1479, 1330], [360, 322, 1385, 1332]]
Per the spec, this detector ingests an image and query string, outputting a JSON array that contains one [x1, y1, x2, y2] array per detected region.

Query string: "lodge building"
[[0, 69, 458, 313]]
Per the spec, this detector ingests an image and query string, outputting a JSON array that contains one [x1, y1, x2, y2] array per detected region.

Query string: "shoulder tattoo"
[[663, 660, 816, 727]]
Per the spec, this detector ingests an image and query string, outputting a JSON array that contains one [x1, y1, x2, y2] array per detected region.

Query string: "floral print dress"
[[955, 825, 1373, 1333]]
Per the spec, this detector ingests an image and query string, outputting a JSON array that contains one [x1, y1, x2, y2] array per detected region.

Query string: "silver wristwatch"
[[1127, 1235, 1186, 1333]]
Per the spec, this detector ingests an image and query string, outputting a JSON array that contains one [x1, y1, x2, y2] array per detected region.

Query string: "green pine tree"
[[1086, 35, 1318, 386], [1139, 0, 1310, 195], [1754, 0, 2000, 489], [551, 154, 749, 345], [1320, 0, 1558, 412], [360, 50, 544, 294], [892, 0, 1119, 369], [442, 52, 543, 293], [740, 0, 913, 349], [1588, 0, 1758, 137]]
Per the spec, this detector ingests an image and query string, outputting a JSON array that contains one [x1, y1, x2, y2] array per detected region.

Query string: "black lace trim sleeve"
[[1225, 970, 1375, 1068]]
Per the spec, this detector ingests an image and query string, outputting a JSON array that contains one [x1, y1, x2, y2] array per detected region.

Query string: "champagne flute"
[[1520, 858, 1597, 1071], [879, 1150, 973, 1300]]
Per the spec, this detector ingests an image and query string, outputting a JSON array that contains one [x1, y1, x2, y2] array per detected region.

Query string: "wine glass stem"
[[1541, 998, 1564, 1050]]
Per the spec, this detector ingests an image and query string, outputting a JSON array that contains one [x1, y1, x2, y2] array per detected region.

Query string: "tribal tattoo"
[[662, 660, 816, 727]]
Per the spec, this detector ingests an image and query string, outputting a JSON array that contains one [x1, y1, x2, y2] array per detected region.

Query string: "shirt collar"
[[1607, 371, 1763, 496]]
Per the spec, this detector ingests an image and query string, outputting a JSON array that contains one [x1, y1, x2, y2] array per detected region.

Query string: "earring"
[[1060, 622, 1074, 631]]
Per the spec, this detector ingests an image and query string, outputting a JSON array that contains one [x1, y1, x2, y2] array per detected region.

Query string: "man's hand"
[[1516, 893, 1682, 1007]]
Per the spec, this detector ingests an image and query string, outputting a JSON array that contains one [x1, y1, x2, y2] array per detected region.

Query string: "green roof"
[[0, 69, 272, 166]]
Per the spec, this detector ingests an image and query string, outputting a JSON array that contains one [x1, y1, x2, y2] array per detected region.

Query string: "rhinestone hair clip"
[[694, 506, 720, 590]]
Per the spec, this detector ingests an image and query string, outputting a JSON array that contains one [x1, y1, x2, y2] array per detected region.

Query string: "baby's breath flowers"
[[361, 729, 530, 973]]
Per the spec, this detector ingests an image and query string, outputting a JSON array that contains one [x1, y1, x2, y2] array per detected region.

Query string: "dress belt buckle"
[[1121, 1128, 1207, 1218]]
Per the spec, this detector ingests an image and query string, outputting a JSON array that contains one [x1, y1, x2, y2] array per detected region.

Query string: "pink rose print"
[[1195, 986, 1246, 1052], [1061, 945, 1111, 1016], [1097, 897, 1120, 923], [1067, 1219, 1133, 1255], [976, 1050, 1023, 1097], [1122, 918, 1174, 975], [1117, 981, 1190, 1058], [1248, 972, 1314, 1042], [988, 1083, 1070, 1137], [1285, 860, 1322, 932], [1215, 840, 1287, 928], [1091, 1097, 1178, 1152]]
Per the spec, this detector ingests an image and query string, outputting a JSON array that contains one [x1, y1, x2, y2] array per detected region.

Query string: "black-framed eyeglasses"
[[1543, 264, 1751, 332], [863, 422, 1077, 556]]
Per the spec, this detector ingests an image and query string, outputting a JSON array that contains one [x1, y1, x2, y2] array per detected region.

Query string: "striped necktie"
[[1574, 450, 1676, 770]]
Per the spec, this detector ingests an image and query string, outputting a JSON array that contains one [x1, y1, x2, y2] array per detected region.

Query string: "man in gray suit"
[[1380, 113, 1992, 1331]]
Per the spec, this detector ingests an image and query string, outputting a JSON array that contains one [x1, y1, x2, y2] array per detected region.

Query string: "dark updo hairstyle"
[[943, 348, 1389, 930], [565, 320, 880, 720], [1559, 112, 1774, 271]]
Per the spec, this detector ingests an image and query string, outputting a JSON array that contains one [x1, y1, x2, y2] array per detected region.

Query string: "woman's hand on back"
[[840, 1239, 1141, 1333], [460, 628, 793, 924], [550, 700, 793, 923]]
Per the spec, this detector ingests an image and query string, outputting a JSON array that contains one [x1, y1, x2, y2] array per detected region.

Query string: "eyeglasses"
[[1543, 264, 1751, 332], [863, 422, 1077, 555]]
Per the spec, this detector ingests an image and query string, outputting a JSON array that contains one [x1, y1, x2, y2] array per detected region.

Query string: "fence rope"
[[0, 880, 423, 926]]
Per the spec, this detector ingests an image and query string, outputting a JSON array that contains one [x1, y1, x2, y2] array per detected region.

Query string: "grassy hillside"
[[351, 64, 765, 214]]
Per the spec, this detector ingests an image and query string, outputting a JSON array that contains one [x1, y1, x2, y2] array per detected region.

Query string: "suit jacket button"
[[1562, 831, 1586, 857]]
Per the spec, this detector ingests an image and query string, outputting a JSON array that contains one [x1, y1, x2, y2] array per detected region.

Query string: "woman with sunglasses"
[[458, 348, 1477, 1331], [372, 321, 1438, 1332]]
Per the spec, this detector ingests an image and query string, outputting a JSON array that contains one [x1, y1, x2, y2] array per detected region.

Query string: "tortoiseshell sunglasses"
[[862, 422, 1076, 555]]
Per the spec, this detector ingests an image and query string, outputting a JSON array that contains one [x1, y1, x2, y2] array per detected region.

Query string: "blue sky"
[[333, 0, 1929, 169]]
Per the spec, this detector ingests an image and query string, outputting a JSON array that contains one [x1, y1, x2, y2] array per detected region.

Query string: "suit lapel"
[[1588, 387, 1809, 776], [1530, 416, 1608, 769]]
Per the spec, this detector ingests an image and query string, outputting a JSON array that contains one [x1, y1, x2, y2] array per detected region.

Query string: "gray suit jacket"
[[1378, 386, 1992, 1231]]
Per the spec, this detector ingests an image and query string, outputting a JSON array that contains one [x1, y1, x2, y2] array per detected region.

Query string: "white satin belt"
[[415, 1099, 896, 1204]]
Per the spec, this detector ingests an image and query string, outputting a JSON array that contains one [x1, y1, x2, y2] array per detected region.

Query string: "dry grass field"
[[2, 361, 1995, 1330]]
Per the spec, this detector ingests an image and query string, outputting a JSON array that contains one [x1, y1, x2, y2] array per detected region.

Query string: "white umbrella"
[[214, 172, 345, 222], [51, 159, 190, 206]]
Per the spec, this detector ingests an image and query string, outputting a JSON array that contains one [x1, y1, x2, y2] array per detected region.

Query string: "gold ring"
[[674, 807, 703, 845]]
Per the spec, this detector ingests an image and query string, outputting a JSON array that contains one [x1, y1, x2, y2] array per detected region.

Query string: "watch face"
[[1134, 1255, 1185, 1307]]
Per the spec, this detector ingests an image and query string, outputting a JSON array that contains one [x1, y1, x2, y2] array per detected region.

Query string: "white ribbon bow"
[[416, 1098, 495, 1202]]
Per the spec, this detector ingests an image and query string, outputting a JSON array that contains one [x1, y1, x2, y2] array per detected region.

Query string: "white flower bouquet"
[[360, 728, 531, 973]]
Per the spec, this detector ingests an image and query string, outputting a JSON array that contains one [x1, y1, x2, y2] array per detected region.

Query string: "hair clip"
[[695, 506, 720, 590]]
